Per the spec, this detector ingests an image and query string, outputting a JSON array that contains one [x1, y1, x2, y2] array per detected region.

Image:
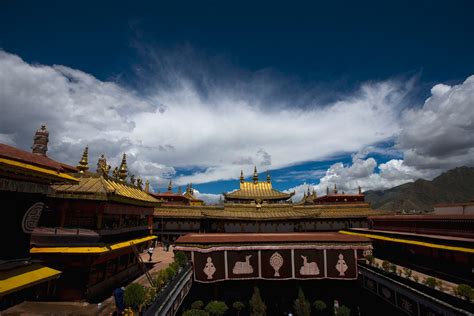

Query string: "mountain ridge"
[[364, 166, 474, 212]]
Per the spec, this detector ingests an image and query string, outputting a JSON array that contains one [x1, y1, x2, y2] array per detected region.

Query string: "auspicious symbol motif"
[[22, 202, 45, 233], [363, 249, 373, 257], [269, 252, 284, 276], [299, 255, 319, 275], [335, 253, 348, 276], [203, 257, 216, 279], [232, 255, 253, 274]]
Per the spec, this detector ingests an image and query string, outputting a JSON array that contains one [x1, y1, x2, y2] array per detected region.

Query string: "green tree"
[[402, 267, 412, 278], [191, 300, 205, 310], [424, 277, 439, 289], [293, 287, 310, 316], [456, 284, 473, 301], [204, 300, 228, 316], [183, 309, 210, 316], [249, 286, 266, 316], [232, 301, 245, 316], [313, 300, 327, 314], [124, 283, 146, 311], [175, 251, 188, 267], [336, 305, 351, 316]]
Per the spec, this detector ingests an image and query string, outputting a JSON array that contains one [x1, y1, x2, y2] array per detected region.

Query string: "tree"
[[205, 301, 228, 316], [183, 309, 210, 316], [424, 277, 439, 289], [191, 300, 205, 310], [336, 305, 351, 316], [249, 286, 266, 316], [402, 267, 412, 278], [175, 251, 188, 267], [232, 301, 245, 316], [124, 283, 146, 311], [456, 284, 473, 301], [313, 300, 327, 314], [293, 287, 310, 316]]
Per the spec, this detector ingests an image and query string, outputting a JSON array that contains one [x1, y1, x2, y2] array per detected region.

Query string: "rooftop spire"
[[136, 177, 143, 190], [240, 170, 244, 183], [266, 170, 271, 183], [333, 184, 338, 194], [145, 179, 150, 193], [32, 125, 49, 156], [168, 180, 173, 192], [118, 153, 128, 181], [358, 185, 362, 194], [253, 166, 258, 184], [326, 186, 329, 195], [77, 146, 89, 173], [312, 188, 317, 198]]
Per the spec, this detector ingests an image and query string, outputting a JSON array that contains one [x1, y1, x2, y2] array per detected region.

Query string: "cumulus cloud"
[[398, 75, 474, 171], [193, 189, 223, 205]]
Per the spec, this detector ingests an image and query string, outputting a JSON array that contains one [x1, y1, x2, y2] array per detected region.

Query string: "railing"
[[144, 263, 193, 316]]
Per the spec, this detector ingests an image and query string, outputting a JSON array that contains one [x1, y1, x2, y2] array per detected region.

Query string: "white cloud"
[[193, 189, 223, 205]]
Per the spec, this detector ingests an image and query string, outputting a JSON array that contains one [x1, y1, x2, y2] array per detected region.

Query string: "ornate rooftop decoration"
[[97, 154, 111, 176], [118, 153, 128, 181], [76, 146, 89, 173], [32, 125, 49, 157]]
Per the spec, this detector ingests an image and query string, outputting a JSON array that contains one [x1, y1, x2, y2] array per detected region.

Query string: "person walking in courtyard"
[[147, 246, 154, 262]]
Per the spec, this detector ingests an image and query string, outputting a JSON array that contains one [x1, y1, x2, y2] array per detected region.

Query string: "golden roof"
[[50, 176, 161, 207], [154, 203, 384, 220], [224, 181, 294, 201]]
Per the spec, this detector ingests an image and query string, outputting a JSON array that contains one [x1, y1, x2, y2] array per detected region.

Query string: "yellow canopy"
[[30, 235, 157, 254], [0, 264, 61, 296]]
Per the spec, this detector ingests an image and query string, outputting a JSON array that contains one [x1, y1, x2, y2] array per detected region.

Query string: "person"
[[113, 287, 125, 315], [147, 246, 154, 262]]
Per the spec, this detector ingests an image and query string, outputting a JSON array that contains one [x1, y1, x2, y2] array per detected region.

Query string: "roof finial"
[[32, 125, 49, 156], [118, 153, 128, 181], [253, 166, 258, 184], [77, 146, 89, 173], [312, 188, 317, 198], [266, 170, 271, 183], [97, 154, 111, 176], [145, 179, 150, 192], [326, 186, 329, 195], [136, 177, 143, 190], [307, 186, 311, 196], [240, 170, 244, 183], [190, 183, 194, 195], [168, 180, 173, 192], [358, 185, 362, 194]]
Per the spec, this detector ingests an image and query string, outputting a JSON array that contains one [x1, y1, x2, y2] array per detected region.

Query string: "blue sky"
[[1, 1, 474, 202]]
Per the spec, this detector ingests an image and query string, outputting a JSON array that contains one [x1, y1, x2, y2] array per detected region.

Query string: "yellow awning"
[[0, 158, 79, 183], [340, 230, 474, 254], [30, 235, 157, 254], [0, 264, 61, 296]]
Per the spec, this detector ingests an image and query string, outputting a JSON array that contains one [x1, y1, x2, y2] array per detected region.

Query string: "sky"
[[1, 1, 474, 203]]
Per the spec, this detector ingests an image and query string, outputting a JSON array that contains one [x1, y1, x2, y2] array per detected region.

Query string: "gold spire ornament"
[[77, 146, 89, 173], [168, 180, 173, 192], [358, 185, 362, 194], [240, 170, 244, 183], [118, 153, 128, 181], [130, 174, 136, 185], [334, 184, 338, 194], [312, 188, 317, 198], [112, 166, 119, 179], [266, 171, 271, 183], [136, 177, 143, 190], [145, 179, 150, 193], [253, 166, 259, 184], [326, 186, 330, 195]]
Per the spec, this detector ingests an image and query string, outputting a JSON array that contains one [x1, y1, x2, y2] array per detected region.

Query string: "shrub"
[[249, 286, 266, 316], [313, 300, 327, 313], [389, 263, 397, 274], [424, 277, 439, 288], [381, 260, 391, 272], [412, 275, 419, 283], [170, 261, 180, 272], [124, 283, 146, 311], [293, 287, 310, 316], [175, 251, 188, 267], [402, 267, 412, 278], [205, 301, 228, 316], [232, 301, 245, 316], [336, 305, 351, 316], [191, 300, 205, 310], [456, 284, 473, 301], [183, 309, 210, 316], [365, 255, 375, 265], [143, 286, 157, 306], [165, 266, 176, 281]]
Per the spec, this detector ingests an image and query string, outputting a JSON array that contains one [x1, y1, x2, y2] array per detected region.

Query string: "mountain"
[[364, 166, 474, 212]]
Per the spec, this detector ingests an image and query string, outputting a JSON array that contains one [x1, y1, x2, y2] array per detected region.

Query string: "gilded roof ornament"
[[136, 177, 143, 190], [32, 124, 49, 157], [145, 179, 150, 192], [168, 180, 173, 192], [97, 154, 111, 176], [253, 166, 258, 184], [240, 170, 244, 183], [77, 146, 89, 173], [130, 174, 136, 185], [266, 171, 271, 183], [312, 188, 317, 198], [326, 186, 329, 195], [118, 153, 128, 181], [334, 184, 338, 194], [358, 185, 362, 194], [112, 166, 119, 179]]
